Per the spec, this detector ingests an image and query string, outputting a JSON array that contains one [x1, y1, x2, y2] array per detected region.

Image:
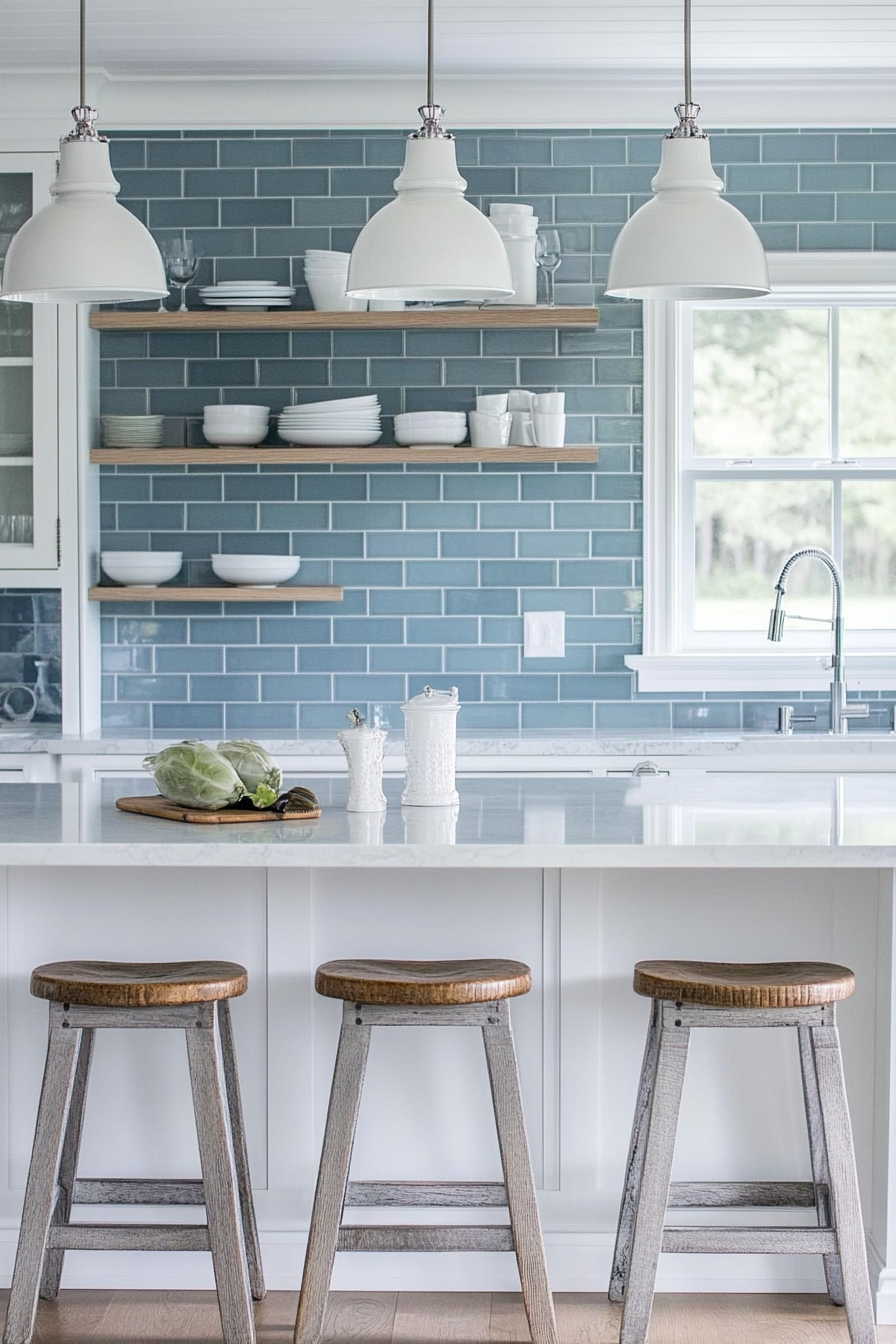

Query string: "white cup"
[[511, 412, 536, 445], [508, 388, 536, 411], [489, 202, 535, 217], [476, 393, 509, 414], [533, 412, 566, 448], [469, 411, 512, 448], [534, 392, 565, 414]]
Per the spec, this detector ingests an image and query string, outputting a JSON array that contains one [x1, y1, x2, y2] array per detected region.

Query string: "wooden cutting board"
[[116, 795, 321, 824]]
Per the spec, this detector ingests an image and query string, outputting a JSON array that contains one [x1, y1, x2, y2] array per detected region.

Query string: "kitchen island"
[[2, 772, 896, 1319]]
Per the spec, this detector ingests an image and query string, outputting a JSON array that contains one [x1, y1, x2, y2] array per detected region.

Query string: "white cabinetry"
[[0, 154, 60, 575]]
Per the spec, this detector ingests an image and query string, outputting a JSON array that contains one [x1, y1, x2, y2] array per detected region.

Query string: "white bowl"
[[203, 404, 270, 419], [101, 551, 182, 587], [202, 424, 269, 446], [394, 412, 467, 446], [279, 428, 382, 446], [211, 554, 300, 587]]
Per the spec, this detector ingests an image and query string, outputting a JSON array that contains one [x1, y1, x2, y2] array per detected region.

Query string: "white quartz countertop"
[[5, 731, 896, 761], [4, 774, 896, 867]]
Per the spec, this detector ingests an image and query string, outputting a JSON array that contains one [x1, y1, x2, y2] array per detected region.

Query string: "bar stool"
[[294, 958, 557, 1344], [610, 959, 875, 1344], [3, 960, 264, 1344]]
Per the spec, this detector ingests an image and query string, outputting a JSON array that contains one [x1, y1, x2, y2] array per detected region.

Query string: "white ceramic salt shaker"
[[338, 709, 387, 812], [401, 685, 461, 807]]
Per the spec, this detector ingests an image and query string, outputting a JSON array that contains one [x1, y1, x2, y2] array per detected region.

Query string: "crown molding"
[[0, 66, 892, 148]]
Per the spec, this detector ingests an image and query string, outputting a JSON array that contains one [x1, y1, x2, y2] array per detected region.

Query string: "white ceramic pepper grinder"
[[338, 708, 387, 812], [401, 685, 461, 807]]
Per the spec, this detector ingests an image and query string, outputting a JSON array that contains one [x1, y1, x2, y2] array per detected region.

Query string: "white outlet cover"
[[524, 610, 566, 658]]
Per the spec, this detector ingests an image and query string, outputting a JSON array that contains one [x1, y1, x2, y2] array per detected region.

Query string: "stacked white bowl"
[[278, 395, 382, 447], [393, 411, 468, 447], [211, 554, 301, 587], [101, 415, 165, 449], [202, 405, 271, 447], [303, 251, 367, 312]]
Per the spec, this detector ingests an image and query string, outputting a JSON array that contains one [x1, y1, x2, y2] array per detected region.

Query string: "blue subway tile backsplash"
[[97, 126, 896, 732]]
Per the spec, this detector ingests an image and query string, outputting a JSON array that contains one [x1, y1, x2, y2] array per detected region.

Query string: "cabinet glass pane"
[[0, 174, 31, 359], [694, 479, 831, 631], [692, 309, 829, 457], [840, 309, 896, 456]]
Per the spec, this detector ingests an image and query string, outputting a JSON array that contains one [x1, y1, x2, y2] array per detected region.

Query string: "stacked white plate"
[[101, 415, 165, 448], [303, 251, 367, 312], [278, 395, 382, 447], [199, 281, 296, 311]]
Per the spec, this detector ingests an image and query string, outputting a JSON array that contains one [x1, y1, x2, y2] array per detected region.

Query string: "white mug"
[[476, 393, 509, 414], [469, 411, 512, 448], [533, 412, 566, 448], [510, 414, 537, 446], [508, 388, 536, 411], [534, 392, 565, 414]]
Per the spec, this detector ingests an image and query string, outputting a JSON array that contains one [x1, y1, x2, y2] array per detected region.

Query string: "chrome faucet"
[[768, 548, 868, 735]]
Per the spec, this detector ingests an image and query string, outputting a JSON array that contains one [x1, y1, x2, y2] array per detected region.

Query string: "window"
[[627, 252, 896, 692]]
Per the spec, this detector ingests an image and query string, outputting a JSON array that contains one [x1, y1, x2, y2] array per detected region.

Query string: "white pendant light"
[[0, 0, 167, 304], [346, 0, 513, 302], [605, 0, 770, 301]]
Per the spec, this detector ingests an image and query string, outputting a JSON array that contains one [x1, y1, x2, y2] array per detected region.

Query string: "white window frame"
[[627, 252, 896, 693]]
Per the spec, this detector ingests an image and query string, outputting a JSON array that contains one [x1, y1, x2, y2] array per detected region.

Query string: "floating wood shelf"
[[88, 306, 599, 332], [89, 585, 342, 603], [91, 445, 598, 466]]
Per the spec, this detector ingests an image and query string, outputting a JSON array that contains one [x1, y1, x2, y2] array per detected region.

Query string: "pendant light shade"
[[347, 122, 513, 301], [605, 134, 770, 300], [0, 0, 166, 306], [346, 1, 513, 303], [605, 0, 769, 302], [1, 128, 168, 303]]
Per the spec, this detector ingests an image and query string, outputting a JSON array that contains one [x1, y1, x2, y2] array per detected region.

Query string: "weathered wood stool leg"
[[186, 1006, 256, 1344], [39, 1026, 95, 1301], [3, 1010, 81, 1344], [798, 1025, 844, 1307], [218, 1000, 266, 1302], [811, 1021, 876, 1344], [619, 1017, 690, 1344], [294, 1006, 371, 1344], [609, 999, 661, 1304], [482, 1001, 558, 1344]]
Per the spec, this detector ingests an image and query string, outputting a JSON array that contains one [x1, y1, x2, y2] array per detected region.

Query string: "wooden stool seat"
[[633, 959, 855, 1009], [314, 957, 532, 1006], [30, 959, 249, 1008]]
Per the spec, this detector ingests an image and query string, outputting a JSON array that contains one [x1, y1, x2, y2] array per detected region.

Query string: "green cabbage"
[[217, 739, 283, 796], [143, 740, 246, 811]]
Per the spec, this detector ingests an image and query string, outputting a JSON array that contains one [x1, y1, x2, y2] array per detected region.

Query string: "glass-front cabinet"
[[0, 154, 59, 571]]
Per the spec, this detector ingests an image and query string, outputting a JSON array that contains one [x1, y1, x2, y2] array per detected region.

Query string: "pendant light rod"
[[427, 0, 435, 109], [79, 0, 86, 107], [683, 0, 692, 107]]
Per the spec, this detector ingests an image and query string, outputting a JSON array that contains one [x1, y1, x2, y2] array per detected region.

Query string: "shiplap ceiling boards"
[[3, 2, 896, 75], [1, 2, 896, 130]]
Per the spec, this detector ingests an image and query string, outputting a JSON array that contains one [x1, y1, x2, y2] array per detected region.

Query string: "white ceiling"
[[3, 1, 896, 77]]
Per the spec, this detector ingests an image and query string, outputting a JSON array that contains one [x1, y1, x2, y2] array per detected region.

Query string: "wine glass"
[[164, 239, 201, 313], [535, 229, 562, 308]]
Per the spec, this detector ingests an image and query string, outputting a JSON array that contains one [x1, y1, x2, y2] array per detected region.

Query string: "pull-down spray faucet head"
[[768, 586, 786, 641]]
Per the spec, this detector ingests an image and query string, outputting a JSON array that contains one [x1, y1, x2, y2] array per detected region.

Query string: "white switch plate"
[[524, 610, 566, 658]]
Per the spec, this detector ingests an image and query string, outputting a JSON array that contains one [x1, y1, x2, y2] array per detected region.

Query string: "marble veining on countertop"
[[1, 773, 895, 867], [5, 731, 896, 758]]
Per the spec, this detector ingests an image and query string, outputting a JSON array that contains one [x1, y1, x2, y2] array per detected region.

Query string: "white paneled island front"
[[2, 773, 896, 1319]]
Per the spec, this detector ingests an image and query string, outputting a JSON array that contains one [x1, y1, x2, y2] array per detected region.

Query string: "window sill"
[[626, 654, 896, 693]]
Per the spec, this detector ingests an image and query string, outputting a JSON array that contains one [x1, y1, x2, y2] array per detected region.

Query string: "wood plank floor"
[[2, 1290, 895, 1343]]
